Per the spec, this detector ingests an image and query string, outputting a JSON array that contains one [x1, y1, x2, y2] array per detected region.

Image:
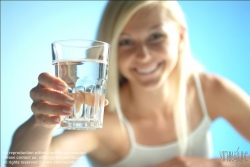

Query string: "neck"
[[120, 82, 173, 119]]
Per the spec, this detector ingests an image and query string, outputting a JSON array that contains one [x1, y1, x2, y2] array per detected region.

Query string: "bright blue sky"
[[1, 1, 249, 166]]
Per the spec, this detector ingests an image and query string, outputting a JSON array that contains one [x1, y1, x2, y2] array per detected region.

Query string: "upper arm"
[[200, 73, 250, 141]]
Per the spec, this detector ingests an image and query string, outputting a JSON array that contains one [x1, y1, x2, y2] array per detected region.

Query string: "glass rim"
[[52, 39, 110, 48]]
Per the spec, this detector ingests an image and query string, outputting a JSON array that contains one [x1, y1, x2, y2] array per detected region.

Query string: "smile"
[[136, 63, 161, 74]]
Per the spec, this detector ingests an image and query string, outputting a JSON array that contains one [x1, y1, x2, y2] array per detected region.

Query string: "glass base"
[[57, 120, 103, 130]]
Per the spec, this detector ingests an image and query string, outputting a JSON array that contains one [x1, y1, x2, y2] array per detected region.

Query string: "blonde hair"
[[96, 0, 201, 155]]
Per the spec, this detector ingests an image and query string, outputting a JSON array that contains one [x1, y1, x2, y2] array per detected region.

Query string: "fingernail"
[[54, 118, 60, 123], [105, 100, 109, 106], [62, 108, 71, 113], [65, 98, 75, 105], [58, 84, 67, 90]]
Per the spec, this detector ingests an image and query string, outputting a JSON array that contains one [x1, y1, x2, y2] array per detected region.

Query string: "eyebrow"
[[149, 23, 164, 31], [120, 23, 164, 37], [120, 33, 130, 37]]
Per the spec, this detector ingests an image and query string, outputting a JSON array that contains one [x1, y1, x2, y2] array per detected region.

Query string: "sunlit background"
[[1, 1, 250, 166]]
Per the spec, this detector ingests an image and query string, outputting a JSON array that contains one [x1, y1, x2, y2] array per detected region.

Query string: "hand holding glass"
[[52, 39, 110, 130]]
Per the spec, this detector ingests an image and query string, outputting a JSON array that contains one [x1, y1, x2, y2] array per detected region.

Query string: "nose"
[[135, 43, 151, 62]]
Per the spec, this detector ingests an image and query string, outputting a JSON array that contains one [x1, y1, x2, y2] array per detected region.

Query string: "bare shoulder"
[[198, 72, 250, 118], [187, 72, 226, 120], [198, 72, 227, 93], [188, 72, 226, 95], [198, 72, 250, 140], [198, 72, 237, 115], [198, 72, 248, 101]]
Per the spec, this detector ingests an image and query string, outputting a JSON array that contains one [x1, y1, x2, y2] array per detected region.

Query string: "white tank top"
[[88, 73, 213, 167]]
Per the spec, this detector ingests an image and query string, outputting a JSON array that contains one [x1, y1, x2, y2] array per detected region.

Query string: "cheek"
[[156, 43, 178, 61], [118, 48, 135, 65], [118, 56, 123, 72], [167, 48, 179, 70], [118, 54, 130, 77], [156, 43, 179, 71], [166, 39, 179, 63]]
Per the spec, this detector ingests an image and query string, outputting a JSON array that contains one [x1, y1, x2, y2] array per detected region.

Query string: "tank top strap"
[[122, 116, 137, 146], [193, 72, 209, 116]]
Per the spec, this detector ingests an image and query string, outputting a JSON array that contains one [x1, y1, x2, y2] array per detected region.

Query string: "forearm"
[[238, 156, 250, 167], [8, 115, 55, 167], [214, 156, 250, 167], [154, 156, 250, 167]]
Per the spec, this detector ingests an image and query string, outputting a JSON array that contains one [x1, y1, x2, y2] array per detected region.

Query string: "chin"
[[135, 78, 166, 92]]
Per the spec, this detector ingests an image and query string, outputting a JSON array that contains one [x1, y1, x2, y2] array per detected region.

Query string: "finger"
[[70, 91, 108, 113], [73, 91, 84, 113], [38, 72, 68, 91], [30, 87, 75, 106], [31, 101, 72, 116], [72, 92, 108, 112], [104, 99, 109, 106], [77, 91, 108, 107], [35, 114, 61, 126], [68, 91, 90, 113]]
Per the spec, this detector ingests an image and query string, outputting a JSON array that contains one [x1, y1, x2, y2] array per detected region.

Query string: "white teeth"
[[137, 65, 158, 74]]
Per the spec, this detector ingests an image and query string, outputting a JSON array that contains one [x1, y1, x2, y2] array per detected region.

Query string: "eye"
[[149, 33, 165, 41], [119, 39, 133, 46]]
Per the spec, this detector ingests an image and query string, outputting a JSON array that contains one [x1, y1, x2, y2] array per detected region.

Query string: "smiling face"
[[118, 4, 183, 91]]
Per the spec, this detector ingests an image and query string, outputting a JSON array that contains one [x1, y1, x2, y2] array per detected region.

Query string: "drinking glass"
[[52, 39, 110, 130]]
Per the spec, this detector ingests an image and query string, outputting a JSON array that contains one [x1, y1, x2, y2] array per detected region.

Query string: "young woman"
[[9, 1, 250, 167]]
